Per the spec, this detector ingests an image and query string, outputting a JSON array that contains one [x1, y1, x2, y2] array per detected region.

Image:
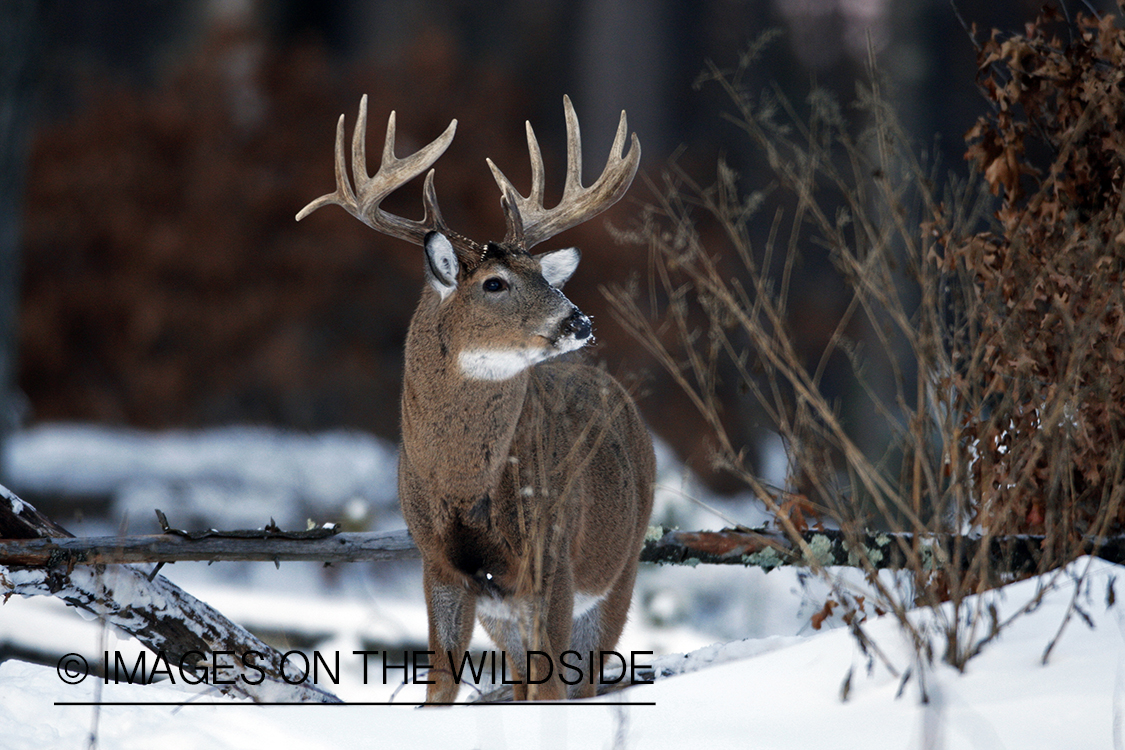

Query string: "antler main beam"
[[298, 94, 640, 256], [487, 95, 641, 250], [296, 95, 457, 247]]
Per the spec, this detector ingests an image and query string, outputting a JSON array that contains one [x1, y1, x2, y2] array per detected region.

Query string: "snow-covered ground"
[[1, 424, 1122, 748], [2, 558, 1120, 749]]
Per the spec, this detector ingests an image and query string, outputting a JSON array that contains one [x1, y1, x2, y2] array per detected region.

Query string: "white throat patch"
[[458, 348, 549, 381], [458, 334, 587, 382]]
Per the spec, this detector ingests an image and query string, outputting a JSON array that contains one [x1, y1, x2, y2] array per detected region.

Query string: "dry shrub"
[[950, 6, 1125, 550], [610, 14, 1125, 673]]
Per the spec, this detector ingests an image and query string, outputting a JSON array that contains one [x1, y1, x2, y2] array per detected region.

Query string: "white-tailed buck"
[[297, 95, 653, 702]]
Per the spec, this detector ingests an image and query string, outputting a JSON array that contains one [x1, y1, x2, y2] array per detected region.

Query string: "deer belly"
[[572, 591, 605, 619], [476, 591, 606, 623]]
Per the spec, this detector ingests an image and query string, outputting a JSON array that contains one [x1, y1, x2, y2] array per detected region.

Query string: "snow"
[[2, 557, 1121, 748], [2, 484, 24, 516], [3, 424, 400, 529], [1, 424, 1123, 747]]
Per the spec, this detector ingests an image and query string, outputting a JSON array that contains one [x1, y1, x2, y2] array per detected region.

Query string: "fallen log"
[[0, 525, 419, 566], [640, 526, 1125, 576], [3, 514, 1122, 574], [0, 487, 341, 703]]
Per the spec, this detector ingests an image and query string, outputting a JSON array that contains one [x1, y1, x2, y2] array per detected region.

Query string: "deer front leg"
[[423, 568, 475, 704]]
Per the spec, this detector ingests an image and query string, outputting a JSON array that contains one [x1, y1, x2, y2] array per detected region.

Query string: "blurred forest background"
[[0, 0, 1085, 500]]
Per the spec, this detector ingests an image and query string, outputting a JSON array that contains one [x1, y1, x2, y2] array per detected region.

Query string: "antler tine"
[[350, 94, 377, 203], [421, 169, 446, 232], [297, 95, 457, 248], [487, 94, 641, 250], [295, 113, 355, 221], [499, 188, 526, 247], [562, 95, 583, 199], [526, 121, 547, 208], [487, 121, 546, 246]]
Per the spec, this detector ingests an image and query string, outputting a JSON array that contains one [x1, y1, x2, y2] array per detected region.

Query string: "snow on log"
[[0, 486, 340, 703], [642, 526, 1125, 574], [1, 564, 342, 703], [0, 483, 73, 539]]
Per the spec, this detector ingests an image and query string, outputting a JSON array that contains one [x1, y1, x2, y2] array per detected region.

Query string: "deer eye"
[[482, 277, 508, 293]]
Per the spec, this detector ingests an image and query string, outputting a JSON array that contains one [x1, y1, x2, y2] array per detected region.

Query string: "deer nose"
[[563, 311, 592, 340]]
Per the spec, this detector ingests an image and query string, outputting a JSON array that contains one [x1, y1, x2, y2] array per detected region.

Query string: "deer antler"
[[297, 95, 475, 253], [487, 95, 640, 250]]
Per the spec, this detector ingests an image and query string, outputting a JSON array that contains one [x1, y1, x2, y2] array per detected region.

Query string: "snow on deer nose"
[[562, 310, 592, 340]]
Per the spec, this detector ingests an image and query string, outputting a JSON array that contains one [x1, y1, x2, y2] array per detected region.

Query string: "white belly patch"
[[476, 591, 606, 623], [476, 596, 519, 622], [572, 591, 605, 619]]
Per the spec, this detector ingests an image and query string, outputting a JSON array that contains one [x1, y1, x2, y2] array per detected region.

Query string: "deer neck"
[[400, 300, 529, 499]]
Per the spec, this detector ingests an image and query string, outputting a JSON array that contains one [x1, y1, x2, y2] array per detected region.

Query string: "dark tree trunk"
[[0, 1, 40, 480]]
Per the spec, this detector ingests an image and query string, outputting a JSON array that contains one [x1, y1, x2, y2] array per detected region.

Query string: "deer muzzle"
[[561, 310, 592, 341]]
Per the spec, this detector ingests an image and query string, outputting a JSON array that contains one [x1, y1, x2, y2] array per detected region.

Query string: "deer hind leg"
[[598, 564, 637, 651], [424, 573, 476, 704], [477, 597, 530, 700], [568, 566, 638, 699], [567, 590, 607, 699], [478, 593, 569, 701]]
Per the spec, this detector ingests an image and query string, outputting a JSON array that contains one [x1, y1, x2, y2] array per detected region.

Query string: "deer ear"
[[424, 232, 460, 299], [536, 247, 581, 288]]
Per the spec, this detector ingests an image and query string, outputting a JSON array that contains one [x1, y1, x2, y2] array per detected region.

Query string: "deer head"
[[297, 94, 638, 379]]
